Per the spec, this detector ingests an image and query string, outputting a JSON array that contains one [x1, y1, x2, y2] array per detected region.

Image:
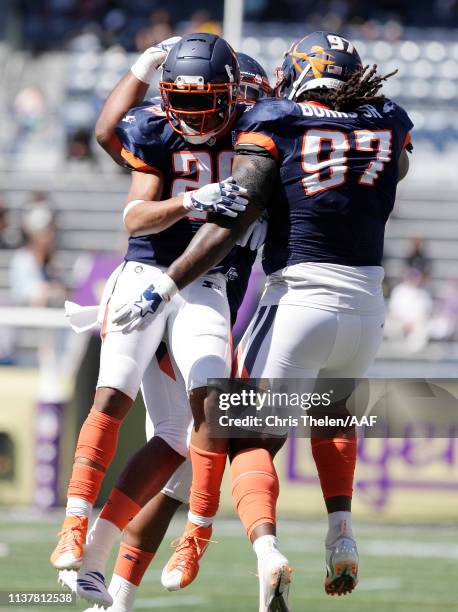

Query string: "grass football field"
[[0, 511, 457, 612]]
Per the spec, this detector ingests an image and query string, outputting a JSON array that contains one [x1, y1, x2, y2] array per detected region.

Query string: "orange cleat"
[[161, 522, 214, 591], [50, 515, 88, 570], [324, 535, 359, 596]]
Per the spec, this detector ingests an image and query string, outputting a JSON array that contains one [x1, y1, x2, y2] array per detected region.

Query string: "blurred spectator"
[[21, 191, 55, 233], [66, 128, 95, 162], [404, 237, 432, 277], [13, 86, 47, 137], [135, 13, 175, 54], [67, 25, 103, 52], [16, 0, 458, 53], [186, 10, 221, 35], [429, 279, 458, 341], [9, 208, 66, 307], [0, 198, 21, 250], [151, 9, 174, 38], [385, 269, 433, 352]]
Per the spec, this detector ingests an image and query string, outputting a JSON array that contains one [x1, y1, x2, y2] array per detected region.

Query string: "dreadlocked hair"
[[299, 64, 397, 111]]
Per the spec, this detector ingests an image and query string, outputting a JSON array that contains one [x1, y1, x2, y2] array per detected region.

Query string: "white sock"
[[253, 534, 279, 561], [188, 510, 213, 528], [66, 497, 93, 518], [108, 573, 138, 612], [82, 517, 122, 574], [326, 511, 353, 546]]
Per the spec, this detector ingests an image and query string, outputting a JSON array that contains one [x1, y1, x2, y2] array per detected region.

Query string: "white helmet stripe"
[[288, 62, 311, 100]]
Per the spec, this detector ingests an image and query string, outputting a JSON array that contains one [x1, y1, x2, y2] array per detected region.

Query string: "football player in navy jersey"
[[118, 31, 413, 608], [55, 38, 274, 609], [51, 33, 253, 576]]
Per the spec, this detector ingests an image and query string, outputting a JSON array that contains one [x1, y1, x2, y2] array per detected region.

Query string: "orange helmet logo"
[[291, 43, 336, 79]]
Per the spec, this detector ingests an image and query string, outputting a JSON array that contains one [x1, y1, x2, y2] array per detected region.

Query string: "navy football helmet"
[[237, 52, 272, 104], [160, 33, 240, 143], [275, 31, 362, 101]]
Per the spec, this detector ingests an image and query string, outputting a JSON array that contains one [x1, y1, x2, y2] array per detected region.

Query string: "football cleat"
[[58, 569, 77, 593], [324, 535, 359, 596], [161, 522, 213, 591], [258, 550, 292, 612], [59, 568, 113, 609], [50, 515, 88, 570]]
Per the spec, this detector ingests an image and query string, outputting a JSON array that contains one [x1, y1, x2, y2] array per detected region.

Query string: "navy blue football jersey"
[[226, 246, 257, 325], [235, 97, 413, 273], [115, 98, 256, 317], [116, 98, 244, 272]]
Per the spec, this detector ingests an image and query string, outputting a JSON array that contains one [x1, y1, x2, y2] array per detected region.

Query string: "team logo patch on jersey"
[[123, 115, 136, 124], [383, 100, 396, 114], [226, 267, 239, 281]]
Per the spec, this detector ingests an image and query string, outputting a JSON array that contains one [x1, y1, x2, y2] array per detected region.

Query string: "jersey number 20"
[[171, 150, 234, 219], [302, 129, 392, 195]]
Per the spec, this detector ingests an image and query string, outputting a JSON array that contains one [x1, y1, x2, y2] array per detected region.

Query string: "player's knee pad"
[[97, 353, 142, 401], [186, 354, 230, 391], [231, 447, 279, 538], [311, 436, 356, 499], [75, 407, 122, 469]]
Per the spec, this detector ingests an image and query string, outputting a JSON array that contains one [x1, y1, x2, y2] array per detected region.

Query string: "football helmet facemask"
[[160, 33, 240, 144], [237, 52, 272, 105]]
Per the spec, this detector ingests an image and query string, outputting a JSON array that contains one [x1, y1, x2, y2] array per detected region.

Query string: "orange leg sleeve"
[[74, 407, 122, 468], [311, 437, 357, 499], [114, 542, 154, 586], [231, 448, 279, 539], [66, 463, 104, 505], [188, 444, 227, 519], [67, 407, 122, 504], [99, 488, 142, 531]]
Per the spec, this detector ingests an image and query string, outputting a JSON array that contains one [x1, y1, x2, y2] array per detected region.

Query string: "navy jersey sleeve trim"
[[120, 147, 163, 174], [235, 132, 280, 161]]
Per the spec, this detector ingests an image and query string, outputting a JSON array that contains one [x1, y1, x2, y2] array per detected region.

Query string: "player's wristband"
[[130, 48, 166, 84], [156, 273, 179, 303]]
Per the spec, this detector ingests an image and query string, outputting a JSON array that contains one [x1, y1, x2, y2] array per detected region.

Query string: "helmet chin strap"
[[288, 63, 341, 100], [180, 122, 218, 145], [288, 62, 311, 100], [179, 103, 234, 145]]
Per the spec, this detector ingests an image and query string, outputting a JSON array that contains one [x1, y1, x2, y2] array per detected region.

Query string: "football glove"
[[236, 212, 268, 250], [112, 273, 178, 332], [131, 36, 182, 84], [183, 177, 248, 218]]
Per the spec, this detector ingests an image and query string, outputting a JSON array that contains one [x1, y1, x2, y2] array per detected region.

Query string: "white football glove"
[[112, 273, 178, 332], [183, 177, 248, 218], [131, 36, 182, 84], [236, 212, 268, 250]]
